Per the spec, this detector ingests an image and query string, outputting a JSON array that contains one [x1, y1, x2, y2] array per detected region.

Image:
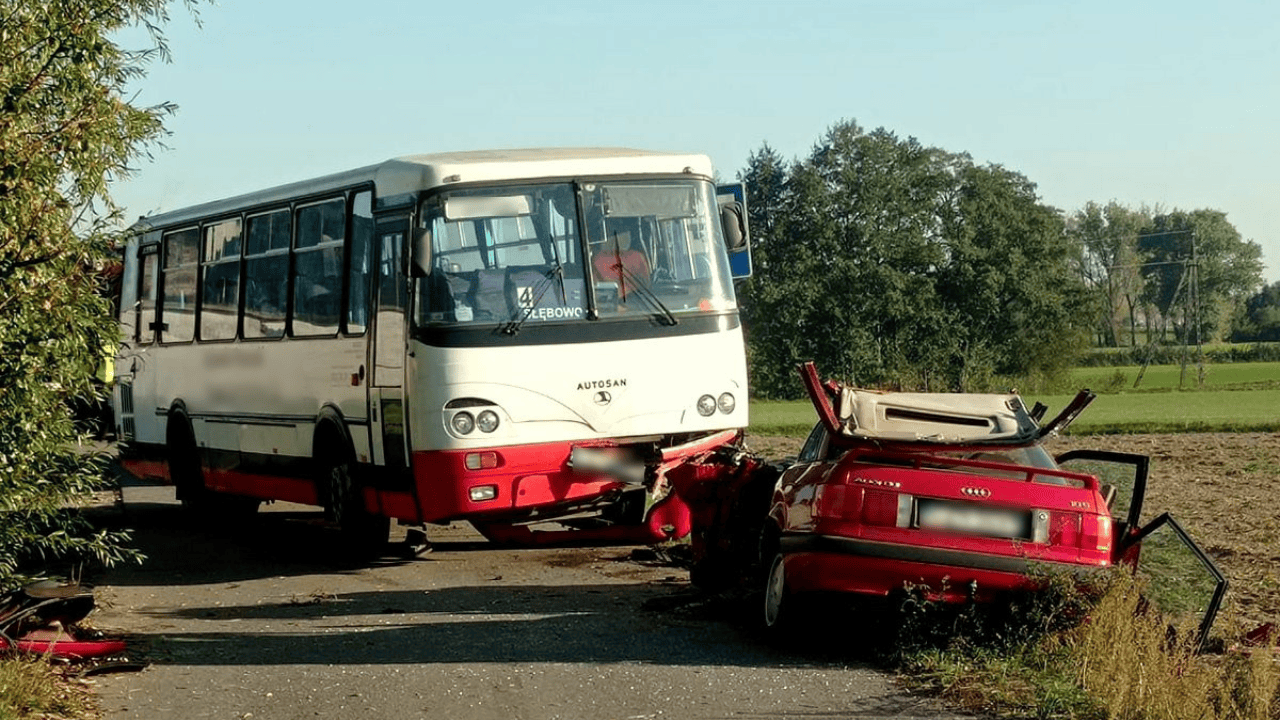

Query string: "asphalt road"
[[89, 484, 970, 720]]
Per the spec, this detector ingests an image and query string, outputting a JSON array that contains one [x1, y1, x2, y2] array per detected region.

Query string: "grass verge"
[[893, 571, 1279, 720], [0, 654, 92, 720], [750, 362, 1280, 436]]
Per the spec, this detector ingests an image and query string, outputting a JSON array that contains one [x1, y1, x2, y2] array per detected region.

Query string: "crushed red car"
[[757, 362, 1226, 643]]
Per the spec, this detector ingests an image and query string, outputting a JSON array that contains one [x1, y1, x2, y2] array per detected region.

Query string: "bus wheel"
[[168, 417, 214, 516], [318, 443, 389, 558], [168, 418, 259, 520]]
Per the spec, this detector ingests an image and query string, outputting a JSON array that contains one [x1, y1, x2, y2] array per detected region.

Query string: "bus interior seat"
[[444, 272, 472, 305], [470, 268, 510, 320], [301, 282, 339, 322]]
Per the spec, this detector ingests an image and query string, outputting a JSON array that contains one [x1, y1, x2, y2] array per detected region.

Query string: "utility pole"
[[1191, 231, 1205, 387]]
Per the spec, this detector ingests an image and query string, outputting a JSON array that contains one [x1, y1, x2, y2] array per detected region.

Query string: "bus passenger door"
[[369, 216, 409, 469]]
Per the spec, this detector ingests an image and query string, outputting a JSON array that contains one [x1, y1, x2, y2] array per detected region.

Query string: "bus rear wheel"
[[318, 442, 389, 558], [168, 416, 215, 516], [167, 418, 259, 521]]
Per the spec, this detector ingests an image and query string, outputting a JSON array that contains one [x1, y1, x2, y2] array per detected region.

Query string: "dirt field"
[[745, 432, 1280, 634]]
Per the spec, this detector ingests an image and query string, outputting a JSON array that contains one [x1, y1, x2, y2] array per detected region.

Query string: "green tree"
[[1138, 210, 1263, 345], [1067, 202, 1151, 347], [935, 163, 1095, 390], [737, 120, 1094, 397], [0, 0, 192, 590], [736, 143, 804, 397], [1231, 281, 1280, 342]]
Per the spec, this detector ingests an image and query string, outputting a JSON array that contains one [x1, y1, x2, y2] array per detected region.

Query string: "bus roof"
[[131, 148, 715, 232]]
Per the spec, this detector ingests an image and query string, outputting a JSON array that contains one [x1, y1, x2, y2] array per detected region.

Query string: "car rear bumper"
[[780, 534, 1091, 602]]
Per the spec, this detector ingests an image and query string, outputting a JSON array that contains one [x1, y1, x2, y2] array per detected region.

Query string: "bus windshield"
[[415, 179, 735, 328]]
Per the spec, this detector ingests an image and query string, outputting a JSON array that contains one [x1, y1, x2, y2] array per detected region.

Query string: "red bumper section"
[[780, 535, 1085, 603], [404, 430, 743, 542], [119, 430, 747, 546]]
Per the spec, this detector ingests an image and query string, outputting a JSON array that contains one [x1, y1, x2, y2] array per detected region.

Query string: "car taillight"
[[1048, 511, 1081, 547], [861, 489, 899, 526], [814, 484, 849, 519], [1082, 513, 1113, 554]]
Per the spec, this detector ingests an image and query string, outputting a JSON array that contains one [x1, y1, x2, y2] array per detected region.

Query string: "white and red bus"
[[113, 149, 751, 552]]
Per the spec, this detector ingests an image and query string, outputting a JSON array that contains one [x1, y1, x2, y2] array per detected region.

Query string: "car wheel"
[[762, 549, 789, 631]]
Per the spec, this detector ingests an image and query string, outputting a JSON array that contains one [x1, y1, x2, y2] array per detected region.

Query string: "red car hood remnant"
[[796, 361, 1094, 444]]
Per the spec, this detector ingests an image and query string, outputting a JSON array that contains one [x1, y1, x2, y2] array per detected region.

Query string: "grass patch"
[[0, 655, 91, 720], [1031, 389, 1280, 435], [749, 362, 1280, 436], [893, 571, 1280, 719], [748, 400, 822, 437], [1067, 362, 1280, 393]]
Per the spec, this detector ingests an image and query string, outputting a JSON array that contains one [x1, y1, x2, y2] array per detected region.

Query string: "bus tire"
[[167, 413, 213, 515], [316, 434, 389, 558], [167, 413, 260, 521]]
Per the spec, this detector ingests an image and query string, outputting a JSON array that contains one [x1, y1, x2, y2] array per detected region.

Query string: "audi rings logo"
[[594, 391, 612, 406], [961, 487, 992, 498]]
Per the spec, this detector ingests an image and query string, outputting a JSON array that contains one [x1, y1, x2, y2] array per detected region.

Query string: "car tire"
[[762, 549, 790, 631]]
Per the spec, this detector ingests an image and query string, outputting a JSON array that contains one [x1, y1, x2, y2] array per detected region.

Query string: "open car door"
[[1057, 450, 1227, 649], [1129, 513, 1229, 649], [1055, 450, 1147, 545]]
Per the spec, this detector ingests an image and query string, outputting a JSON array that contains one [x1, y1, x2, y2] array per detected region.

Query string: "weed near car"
[[892, 570, 1280, 719], [0, 655, 91, 720]]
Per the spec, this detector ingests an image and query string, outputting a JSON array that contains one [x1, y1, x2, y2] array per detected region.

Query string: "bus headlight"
[[717, 392, 736, 414], [451, 411, 475, 435], [696, 394, 717, 417], [477, 410, 500, 433]]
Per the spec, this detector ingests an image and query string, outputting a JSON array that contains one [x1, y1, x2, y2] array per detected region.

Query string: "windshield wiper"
[[501, 262, 565, 336], [617, 264, 678, 326]]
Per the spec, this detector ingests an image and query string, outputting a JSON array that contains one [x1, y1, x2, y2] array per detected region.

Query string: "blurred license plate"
[[916, 499, 1030, 539]]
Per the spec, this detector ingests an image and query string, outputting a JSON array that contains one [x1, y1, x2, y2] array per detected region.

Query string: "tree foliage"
[[1231, 281, 1280, 343], [1067, 202, 1151, 347], [0, 0, 192, 590], [1137, 209, 1263, 345], [739, 120, 1095, 398], [1067, 204, 1263, 350]]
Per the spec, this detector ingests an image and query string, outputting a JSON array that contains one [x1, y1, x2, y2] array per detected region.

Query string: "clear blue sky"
[[114, 0, 1280, 283]]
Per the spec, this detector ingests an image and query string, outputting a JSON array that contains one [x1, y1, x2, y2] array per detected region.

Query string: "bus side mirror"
[[720, 202, 748, 251], [717, 182, 753, 280], [410, 228, 433, 278]]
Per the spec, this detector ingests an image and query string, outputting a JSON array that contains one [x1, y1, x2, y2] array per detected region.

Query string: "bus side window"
[[346, 191, 373, 334], [244, 209, 290, 339], [293, 198, 344, 337], [200, 218, 242, 341], [137, 243, 159, 344], [160, 227, 199, 343]]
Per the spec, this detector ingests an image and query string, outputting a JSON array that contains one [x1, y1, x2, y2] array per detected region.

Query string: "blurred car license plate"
[[916, 499, 1030, 539]]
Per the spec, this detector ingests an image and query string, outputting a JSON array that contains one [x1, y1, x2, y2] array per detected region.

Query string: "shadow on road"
[[92, 486, 894, 672], [90, 491, 490, 587], [110, 583, 892, 669]]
